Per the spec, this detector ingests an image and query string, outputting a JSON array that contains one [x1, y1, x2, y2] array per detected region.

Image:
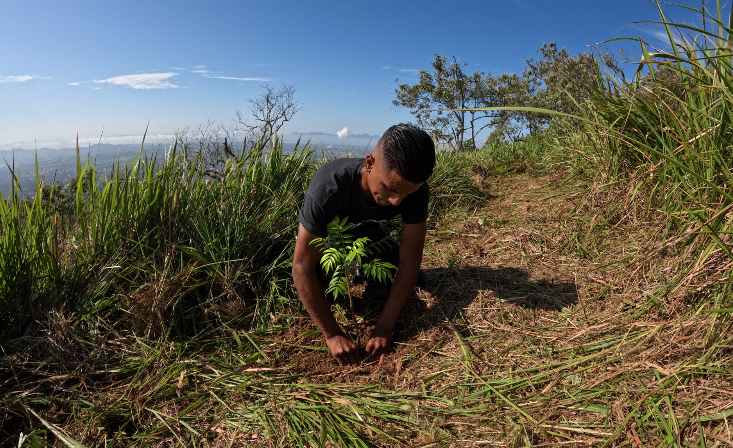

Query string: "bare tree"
[[175, 117, 241, 177], [172, 83, 299, 177], [236, 83, 300, 148]]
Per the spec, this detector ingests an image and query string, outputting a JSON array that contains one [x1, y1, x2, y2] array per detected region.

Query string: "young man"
[[292, 123, 436, 365]]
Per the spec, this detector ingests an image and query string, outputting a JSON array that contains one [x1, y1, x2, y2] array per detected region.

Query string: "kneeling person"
[[292, 123, 436, 365]]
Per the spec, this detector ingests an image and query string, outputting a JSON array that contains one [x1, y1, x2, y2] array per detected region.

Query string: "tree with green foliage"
[[394, 44, 617, 147], [523, 42, 617, 136], [393, 54, 499, 151], [483, 72, 528, 144], [487, 42, 613, 143]]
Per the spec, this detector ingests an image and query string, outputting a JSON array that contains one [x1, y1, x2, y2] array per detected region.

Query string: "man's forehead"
[[384, 168, 422, 193]]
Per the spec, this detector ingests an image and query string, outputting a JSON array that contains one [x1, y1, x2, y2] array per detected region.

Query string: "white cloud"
[[381, 67, 419, 76], [191, 66, 271, 82], [95, 72, 179, 89], [337, 127, 349, 139], [254, 62, 292, 68], [205, 75, 272, 82], [87, 133, 177, 145], [0, 133, 179, 150], [68, 82, 80, 86], [644, 28, 687, 48], [0, 75, 38, 83]]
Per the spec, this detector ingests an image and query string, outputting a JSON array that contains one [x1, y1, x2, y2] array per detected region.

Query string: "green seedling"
[[310, 216, 396, 344]]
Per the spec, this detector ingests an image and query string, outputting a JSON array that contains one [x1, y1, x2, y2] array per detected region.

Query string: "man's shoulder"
[[310, 158, 363, 188], [300, 158, 363, 237], [313, 157, 362, 176]]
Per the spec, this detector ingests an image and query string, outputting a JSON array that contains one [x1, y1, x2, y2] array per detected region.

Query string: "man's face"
[[364, 150, 423, 207]]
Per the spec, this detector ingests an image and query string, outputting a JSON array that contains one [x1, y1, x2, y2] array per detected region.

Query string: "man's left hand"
[[364, 326, 392, 363]]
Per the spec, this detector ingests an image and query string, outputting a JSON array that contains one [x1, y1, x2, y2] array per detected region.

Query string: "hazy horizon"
[[0, 134, 378, 196], [0, 130, 381, 152]]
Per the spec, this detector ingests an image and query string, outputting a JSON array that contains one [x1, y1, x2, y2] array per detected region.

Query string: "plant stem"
[[346, 277, 359, 348]]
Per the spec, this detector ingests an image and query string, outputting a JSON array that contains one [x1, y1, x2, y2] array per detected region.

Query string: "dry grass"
[[2, 170, 732, 447], [279, 171, 733, 445]]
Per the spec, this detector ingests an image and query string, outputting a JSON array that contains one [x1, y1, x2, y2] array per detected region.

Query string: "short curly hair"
[[378, 123, 436, 184]]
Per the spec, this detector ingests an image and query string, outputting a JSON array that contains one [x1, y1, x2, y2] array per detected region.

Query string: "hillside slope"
[[2, 171, 732, 447]]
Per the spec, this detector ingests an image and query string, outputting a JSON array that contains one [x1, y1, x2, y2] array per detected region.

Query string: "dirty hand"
[[364, 326, 392, 363], [325, 334, 362, 365]]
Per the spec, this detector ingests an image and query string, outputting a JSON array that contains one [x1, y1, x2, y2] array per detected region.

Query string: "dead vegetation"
[[2, 171, 732, 447]]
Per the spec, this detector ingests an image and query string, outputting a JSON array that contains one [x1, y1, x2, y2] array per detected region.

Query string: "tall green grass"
[[477, 136, 555, 168], [0, 136, 489, 341], [582, 0, 733, 302], [469, 0, 733, 304], [427, 149, 484, 221], [0, 138, 316, 340], [0, 137, 501, 446]]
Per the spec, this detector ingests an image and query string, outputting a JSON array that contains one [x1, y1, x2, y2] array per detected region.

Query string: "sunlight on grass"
[[2, 2, 733, 445]]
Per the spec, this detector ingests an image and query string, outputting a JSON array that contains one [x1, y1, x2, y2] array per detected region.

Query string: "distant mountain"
[[0, 131, 383, 196], [291, 131, 336, 137], [0, 137, 378, 197], [288, 132, 380, 139], [0, 143, 162, 197], [0, 142, 162, 156]]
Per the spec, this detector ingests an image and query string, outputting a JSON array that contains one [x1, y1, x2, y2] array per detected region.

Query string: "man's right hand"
[[293, 224, 363, 366], [325, 334, 362, 365]]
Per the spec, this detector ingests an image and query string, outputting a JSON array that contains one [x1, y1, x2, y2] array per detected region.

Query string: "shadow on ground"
[[356, 265, 578, 343]]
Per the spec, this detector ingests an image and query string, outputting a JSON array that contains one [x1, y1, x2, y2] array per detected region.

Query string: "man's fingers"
[[330, 351, 342, 365], [336, 353, 358, 365], [326, 335, 362, 365], [349, 346, 362, 365], [364, 344, 376, 357], [334, 351, 353, 365], [333, 347, 361, 365], [364, 341, 384, 363]]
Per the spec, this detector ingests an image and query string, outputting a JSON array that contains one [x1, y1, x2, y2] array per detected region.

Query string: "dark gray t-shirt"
[[299, 158, 429, 237]]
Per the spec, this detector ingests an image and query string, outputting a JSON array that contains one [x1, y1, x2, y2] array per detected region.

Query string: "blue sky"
[[1, 0, 708, 150]]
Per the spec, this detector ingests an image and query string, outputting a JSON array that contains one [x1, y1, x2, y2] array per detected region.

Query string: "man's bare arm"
[[292, 223, 362, 365], [365, 221, 426, 360]]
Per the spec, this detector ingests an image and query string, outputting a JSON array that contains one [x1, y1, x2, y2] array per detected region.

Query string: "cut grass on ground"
[[2, 170, 731, 447]]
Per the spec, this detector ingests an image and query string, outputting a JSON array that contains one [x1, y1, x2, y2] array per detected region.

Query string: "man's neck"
[[358, 166, 377, 206]]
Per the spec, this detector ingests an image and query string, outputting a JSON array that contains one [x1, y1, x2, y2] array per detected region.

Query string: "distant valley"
[[0, 133, 379, 196]]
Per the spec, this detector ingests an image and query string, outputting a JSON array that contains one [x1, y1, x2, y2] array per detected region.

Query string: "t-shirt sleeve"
[[400, 182, 430, 224], [298, 178, 333, 237]]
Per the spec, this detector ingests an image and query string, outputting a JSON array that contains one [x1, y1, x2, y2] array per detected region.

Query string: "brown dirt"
[[5, 172, 731, 447], [268, 173, 639, 384], [257, 171, 732, 446]]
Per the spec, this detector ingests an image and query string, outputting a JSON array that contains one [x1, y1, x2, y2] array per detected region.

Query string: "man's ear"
[[364, 153, 375, 171]]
